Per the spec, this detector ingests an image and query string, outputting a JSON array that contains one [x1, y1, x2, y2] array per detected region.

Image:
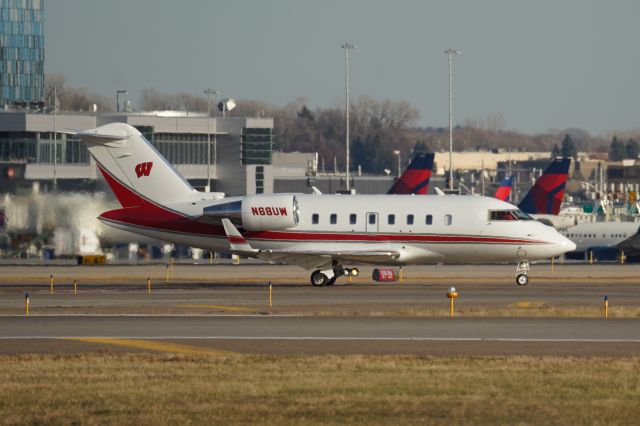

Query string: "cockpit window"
[[489, 209, 533, 221], [512, 210, 534, 220]]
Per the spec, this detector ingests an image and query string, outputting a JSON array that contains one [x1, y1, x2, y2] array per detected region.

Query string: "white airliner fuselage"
[[561, 221, 640, 253]]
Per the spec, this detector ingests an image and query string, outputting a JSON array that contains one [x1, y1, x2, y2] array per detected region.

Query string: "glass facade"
[[153, 132, 211, 165], [0, 131, 90, 164], [242, 127, 273, 165], [0, 0, 45, 105]]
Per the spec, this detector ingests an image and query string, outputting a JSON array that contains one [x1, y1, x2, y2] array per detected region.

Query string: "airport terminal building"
[[0, 110, 277, 196], [0, 110, 401, 197]]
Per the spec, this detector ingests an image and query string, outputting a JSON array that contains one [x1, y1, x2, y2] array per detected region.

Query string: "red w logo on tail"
[[135, 162, 153, 178]]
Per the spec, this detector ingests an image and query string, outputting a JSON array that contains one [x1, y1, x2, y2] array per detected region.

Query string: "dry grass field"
[[1, 354, 639, 425]]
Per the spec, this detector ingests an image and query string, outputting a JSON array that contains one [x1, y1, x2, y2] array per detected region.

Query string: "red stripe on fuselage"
[[228, 236, 247, 244]]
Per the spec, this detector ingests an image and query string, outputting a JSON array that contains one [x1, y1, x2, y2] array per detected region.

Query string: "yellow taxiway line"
[[65, 337, 235, 355], [181, 304, 256, 313]]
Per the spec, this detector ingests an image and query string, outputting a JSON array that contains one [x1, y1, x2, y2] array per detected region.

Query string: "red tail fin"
[[387, 153, 435, 195]]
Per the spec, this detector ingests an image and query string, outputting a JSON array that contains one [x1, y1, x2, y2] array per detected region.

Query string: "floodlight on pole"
[[445, 48, 461, 191], [204, 88, 221, 192], [341, 42, 356, 192], [116, 89, 128, 113]]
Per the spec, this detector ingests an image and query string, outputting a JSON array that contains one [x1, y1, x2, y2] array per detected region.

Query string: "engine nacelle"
[[203, 194, 299, 231], [241, 194, 299, 231]]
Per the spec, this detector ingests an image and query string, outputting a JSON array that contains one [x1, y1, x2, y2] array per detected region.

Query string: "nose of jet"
[[552, 232, 576, 254], [560, 235, 577, 252]]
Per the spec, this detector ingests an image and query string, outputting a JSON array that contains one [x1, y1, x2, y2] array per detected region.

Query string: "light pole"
[[116, 89, 128, 113], [53, 85, 59, 189], [341, 42, 355, 192], [393, 150, 401, 178], [204, 88, 220, 192], [445, 48, 461, 190]]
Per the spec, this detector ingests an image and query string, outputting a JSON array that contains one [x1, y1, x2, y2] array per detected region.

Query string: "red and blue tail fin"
[[387, 153, 434, 195], [518, 158, 571, 215], [494, 175, 513, 201]]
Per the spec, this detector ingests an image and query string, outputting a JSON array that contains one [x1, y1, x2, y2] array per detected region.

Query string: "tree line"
[[44, 78, 636, 173]]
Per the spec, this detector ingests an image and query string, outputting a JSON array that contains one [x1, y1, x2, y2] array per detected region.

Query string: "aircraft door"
[[366, 212, 379, 232]]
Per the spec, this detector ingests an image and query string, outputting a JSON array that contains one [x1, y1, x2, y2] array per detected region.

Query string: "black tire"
[[326, 276, 337, 286], [310, 270, 328, 287], [516, 274, 529, 286]]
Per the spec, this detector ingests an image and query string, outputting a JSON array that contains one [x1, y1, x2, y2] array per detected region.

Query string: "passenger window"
[[330, 214, 337, 225], [426, 214, 433, 225], [388, 214, 395, 225], [444, 214, 452, 225], [407, 214, 414, 225], [312, 213, 319, 225], [368, 214, 376, 225], [350, 214, 357, 225]]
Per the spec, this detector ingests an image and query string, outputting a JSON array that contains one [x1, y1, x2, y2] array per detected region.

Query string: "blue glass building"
[[0, 0, 44, 106]]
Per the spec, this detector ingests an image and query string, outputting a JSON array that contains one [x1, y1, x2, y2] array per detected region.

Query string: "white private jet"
[[76, 123, 576, 286]]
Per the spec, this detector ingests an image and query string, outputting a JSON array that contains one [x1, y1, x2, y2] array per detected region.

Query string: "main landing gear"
[[515, 261, 530, 286], [310, 265, 359, 287]]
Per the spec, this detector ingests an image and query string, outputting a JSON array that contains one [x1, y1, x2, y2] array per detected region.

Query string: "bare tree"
[[44, 74, 113, 112]]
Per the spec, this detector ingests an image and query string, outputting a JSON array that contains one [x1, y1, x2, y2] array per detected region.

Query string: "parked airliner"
[[494, 176, 513, 202], [387, 153, 434, 195], [561, 221, 639, 259], [516, 158, 640, 259], [76, 123, 575, 286], [518, 158, 575, 230]]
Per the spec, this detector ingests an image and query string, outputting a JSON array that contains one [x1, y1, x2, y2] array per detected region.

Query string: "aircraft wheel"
[[310, 270, 328, 287], [516, 274, 529, 286]]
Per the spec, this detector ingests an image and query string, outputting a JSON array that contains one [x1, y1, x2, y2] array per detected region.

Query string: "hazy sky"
[[46, 0, 640, 135]]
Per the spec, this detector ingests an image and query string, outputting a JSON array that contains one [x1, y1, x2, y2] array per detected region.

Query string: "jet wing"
[[220, 219, 401, 270], [259, 247, 401, 270]]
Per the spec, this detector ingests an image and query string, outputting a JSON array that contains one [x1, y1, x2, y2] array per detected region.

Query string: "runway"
[[1, 263, 640, 356], [3, 315, 640, 340], [1, 316, 639, 356]]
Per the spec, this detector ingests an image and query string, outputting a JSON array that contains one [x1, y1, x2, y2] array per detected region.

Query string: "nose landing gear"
[[515, 261, 530, 286]]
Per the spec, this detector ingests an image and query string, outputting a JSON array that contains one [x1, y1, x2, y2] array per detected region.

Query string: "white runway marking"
[[0, 314, 299, 317], [1, 336, 640, 343]]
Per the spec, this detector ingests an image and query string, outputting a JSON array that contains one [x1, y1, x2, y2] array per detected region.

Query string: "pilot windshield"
[[489, 210, 533, 221]]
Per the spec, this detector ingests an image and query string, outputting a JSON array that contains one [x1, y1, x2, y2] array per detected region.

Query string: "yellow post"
[[348, 275, 352, 284], [209, 251, 213, 264], [268, 282, 272, 308], [73, 279, 77, 295], [620, 250, 625, 265], [25, 292, 30, 317], [604, 295, 609, 319], [446, 287, 459, 318], [399, 266, 404, 282], [49, 274, 54, 294], [147, 277, 151, 295], [170, 257, 175, 273], [589, 251, 593, 264], [551, 256, 554, 273]]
